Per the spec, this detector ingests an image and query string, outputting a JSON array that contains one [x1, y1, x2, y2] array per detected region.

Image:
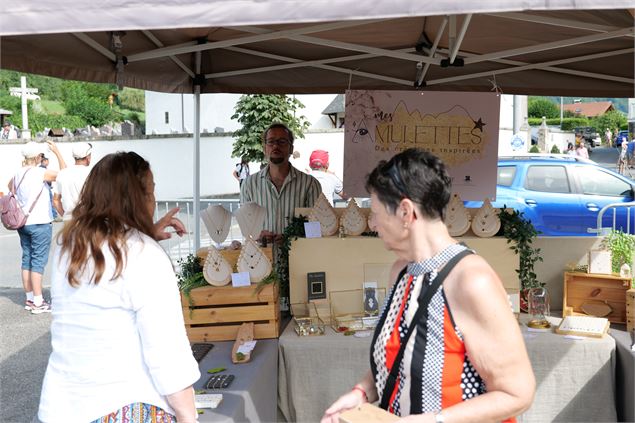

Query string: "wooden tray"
[[181, 283, 280, 342]]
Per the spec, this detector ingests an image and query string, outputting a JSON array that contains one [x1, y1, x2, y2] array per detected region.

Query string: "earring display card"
[[588, 250, 611, 275], [307, 272, 327, 301]]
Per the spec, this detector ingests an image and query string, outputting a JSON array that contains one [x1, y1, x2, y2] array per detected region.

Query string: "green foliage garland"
[[276, 215, 308, 299], [498, 207, 544, 290], [176, 253, 207, 305]]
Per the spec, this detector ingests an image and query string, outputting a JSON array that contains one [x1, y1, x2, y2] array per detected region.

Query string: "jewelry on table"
[[201, 205, 232, 245], [203, 245, 232, 286], [237, 238, 272, 283], [308, 193, 339, 236], [340, 198, 367, 236], [234, 202, 266, 240]]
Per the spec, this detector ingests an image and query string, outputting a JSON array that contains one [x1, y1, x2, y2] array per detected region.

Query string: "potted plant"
[[602, 230, 635, 282], [498, 207, 544, 310]]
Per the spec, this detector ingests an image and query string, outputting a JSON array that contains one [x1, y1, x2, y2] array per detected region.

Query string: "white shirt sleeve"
[[124, 236, 200, 395]]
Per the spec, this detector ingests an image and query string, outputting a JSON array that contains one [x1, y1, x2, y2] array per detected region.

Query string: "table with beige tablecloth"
[[278, 315, 617, 423]]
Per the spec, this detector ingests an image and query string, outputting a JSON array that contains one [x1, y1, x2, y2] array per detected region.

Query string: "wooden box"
[[627, 288, 635, 332], [563, 272, 630, 324], [181, 283, 280, 342]]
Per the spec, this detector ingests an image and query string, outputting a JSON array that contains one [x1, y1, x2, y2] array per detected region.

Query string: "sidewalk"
[[0, 287, 52, 423]]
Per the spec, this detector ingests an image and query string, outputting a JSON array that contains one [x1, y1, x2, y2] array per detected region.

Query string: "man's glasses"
[[265, 138, 290, 147]]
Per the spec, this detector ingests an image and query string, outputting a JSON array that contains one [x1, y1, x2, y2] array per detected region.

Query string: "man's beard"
[[270, 157, 285, 165]]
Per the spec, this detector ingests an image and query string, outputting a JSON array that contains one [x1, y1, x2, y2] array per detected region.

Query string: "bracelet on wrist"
[[352, 385, 368, 403]]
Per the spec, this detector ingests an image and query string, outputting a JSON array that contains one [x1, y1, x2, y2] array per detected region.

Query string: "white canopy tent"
[[1, 1, 633, 248]]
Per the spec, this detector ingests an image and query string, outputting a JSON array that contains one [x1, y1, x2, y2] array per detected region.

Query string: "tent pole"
[[193, 52, 202, 253]]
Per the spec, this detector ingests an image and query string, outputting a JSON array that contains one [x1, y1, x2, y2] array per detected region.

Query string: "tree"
[[590, 110, 627, 134], [528, 97, 559, 119], [62, 82, 114, 127], [230, 95, 310, 164]]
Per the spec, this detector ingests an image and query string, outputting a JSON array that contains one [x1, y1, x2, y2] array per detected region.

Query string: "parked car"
[[574, 126, 598, 150], [615, 130, 631, 147], [464, 155, 635, 236]]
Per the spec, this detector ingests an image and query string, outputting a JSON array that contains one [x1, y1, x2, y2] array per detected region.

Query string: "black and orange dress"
[[370, 243, 516, 422]]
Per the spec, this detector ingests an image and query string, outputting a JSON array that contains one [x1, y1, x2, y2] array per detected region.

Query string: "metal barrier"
[[154, 198, 241, 263], [589, 201, 635, 235]]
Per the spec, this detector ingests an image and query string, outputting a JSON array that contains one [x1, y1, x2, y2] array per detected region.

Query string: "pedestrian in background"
[[9, 141, 66, 314], [308, 149, 348, 206], [53, 142, 92, 221], [232, 156, 250, 188]]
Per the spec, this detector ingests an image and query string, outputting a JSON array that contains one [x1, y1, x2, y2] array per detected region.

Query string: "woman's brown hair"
[[59, 151, 156, 286]]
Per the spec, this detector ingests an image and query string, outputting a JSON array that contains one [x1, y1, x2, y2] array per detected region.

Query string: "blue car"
[[615, 130, 630, 147], [464, 155, 635, 236]]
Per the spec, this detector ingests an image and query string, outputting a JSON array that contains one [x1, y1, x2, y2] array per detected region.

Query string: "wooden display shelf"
[[563, 271, 630, 324], [181, 283, 280, 342]]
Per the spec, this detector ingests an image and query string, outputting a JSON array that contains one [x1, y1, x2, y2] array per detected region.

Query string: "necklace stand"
[[234, 202, 266, 240], [308, 193, 339, 236], [340, 198, 367, 236], [201, 205, 232, 246], [203, 245, 232, 286], [237, 238, 272, 283]]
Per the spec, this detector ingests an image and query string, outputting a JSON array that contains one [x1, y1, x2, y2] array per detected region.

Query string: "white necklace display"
[[340, 198, 367, 236], [471, 198, 501, 237], [445, 193, 471, 237], [203, 245, 233, 286], [201, 205, 232, 244], [234, 202, 266, 240], [308, 193, 339, 236], [237, 237, 272, 283]]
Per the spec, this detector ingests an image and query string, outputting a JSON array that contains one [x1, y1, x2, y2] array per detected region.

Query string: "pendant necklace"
[[201, 205, 231, 244]]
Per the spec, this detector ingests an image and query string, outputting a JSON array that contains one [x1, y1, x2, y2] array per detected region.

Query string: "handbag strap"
[[379, 248, 473, 409]]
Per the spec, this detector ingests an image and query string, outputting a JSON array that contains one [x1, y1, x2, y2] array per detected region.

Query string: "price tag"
[[231, 272, 251, 287], [304, 221, 322, 238]]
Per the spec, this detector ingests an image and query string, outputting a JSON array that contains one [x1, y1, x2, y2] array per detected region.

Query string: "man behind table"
[[240, 123, 321, 243]]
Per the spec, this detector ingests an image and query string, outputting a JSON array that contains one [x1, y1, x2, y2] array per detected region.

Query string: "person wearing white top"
[[308, 149, 348, 206], [38, 151, 199, 423], [9, 141, 66, 314], [53, 142, 93, 220]]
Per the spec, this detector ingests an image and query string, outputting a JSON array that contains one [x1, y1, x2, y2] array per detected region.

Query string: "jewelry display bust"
[[340, 199, 367, 236], [203, 245, 233, 286], [237, 237, 272, 283], [234, 202, 266, 240], [201, 205, 232, 245], [471, 198, 501, 237], [308, 193, 339, 236], [445, 193, 471, 237]]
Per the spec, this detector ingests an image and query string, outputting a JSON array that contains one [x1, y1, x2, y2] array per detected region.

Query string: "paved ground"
[[0, 146, 624, 422]]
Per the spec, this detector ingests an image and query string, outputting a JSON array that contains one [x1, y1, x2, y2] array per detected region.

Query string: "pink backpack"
[[0, 168, 45, 230]]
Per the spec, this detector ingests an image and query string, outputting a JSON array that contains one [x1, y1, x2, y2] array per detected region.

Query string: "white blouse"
[[38, 230, 200, 423]]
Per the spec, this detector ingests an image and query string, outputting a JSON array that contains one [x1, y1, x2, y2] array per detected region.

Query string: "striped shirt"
[[240, 165, 321, 234]]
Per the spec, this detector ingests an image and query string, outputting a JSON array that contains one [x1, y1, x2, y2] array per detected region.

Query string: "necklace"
[[235, 202, 266, 240], [340, 198, 367, 236], [201, 205, 231, 244], [309, 193, 339, 236], [237, 238, 272, 283], [203, 245, 232, 286]]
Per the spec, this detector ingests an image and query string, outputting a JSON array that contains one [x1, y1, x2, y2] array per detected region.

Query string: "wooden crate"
[[563, 272, 630, 324], [181, 283, 280, 342], [196, 245, 274, 271], [627, 288, 635, 332]]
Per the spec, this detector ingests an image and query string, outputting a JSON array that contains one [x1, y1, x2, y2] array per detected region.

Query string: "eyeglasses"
[[265, 138, 290, 147]]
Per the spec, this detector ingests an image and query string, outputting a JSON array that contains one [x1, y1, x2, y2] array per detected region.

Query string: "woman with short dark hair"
[[322, 148, 535, 423]]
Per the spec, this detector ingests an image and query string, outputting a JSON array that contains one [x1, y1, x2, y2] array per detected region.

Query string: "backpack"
[[0, 168, 45, 230]]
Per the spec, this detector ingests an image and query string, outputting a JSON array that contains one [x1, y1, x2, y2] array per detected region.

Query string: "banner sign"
[[343, 90, 500, 201]]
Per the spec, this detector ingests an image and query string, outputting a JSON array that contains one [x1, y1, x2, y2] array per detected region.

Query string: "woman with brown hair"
[[322, 148, 534, 423], [38, 152, 200, 423]]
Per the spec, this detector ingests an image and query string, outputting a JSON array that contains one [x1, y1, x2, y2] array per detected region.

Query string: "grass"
[[39, 100, 65, 114]]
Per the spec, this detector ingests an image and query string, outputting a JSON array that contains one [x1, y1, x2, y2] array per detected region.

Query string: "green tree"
[[528, 97, 559, 119], [590, 110, 627, 134], [230, 95, 310, 164], [62, 82, 114, 127], [118, 88, 145, 112]]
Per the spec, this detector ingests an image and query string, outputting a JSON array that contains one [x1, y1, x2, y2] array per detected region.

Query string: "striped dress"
[[240, 165, 321, 234], [370, 244, 516, 422]]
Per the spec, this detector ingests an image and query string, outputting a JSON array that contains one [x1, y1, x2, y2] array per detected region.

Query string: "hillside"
[[542, 96, 628, 114]]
